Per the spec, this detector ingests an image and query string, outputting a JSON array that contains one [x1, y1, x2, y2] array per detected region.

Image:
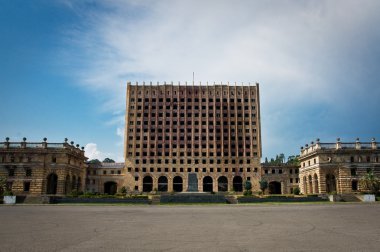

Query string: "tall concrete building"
[[124, 82, 262, 193]]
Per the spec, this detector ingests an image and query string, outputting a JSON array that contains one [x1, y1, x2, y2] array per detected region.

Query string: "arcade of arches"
[[136, 175, 246, 193], [46, 172, 83, 195]]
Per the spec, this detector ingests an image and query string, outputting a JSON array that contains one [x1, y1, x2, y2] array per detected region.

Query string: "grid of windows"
[[125, 84, 261, 163]]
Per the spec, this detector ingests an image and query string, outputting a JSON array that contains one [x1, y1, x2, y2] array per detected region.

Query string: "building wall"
[[0, 139, 87, 196], [124, 82, 262, 192], [299, 139, 380, 194], [261, 165, 300, 194]]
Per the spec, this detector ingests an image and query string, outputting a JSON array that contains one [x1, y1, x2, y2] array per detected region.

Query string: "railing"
[[301, 140, 379, 156], [0, 141, 84, 152], [26, 143, 44, 148], [319, 143, 336, 149], [341, 143, 356, 149], [361, 143, 372, 149], [47, 143, 65, 148]]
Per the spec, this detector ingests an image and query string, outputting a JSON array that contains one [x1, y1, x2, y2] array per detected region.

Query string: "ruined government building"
[[1, 82, 379, 196]]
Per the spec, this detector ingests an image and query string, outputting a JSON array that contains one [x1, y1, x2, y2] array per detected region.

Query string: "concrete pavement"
[[0, 203, 379, 251]]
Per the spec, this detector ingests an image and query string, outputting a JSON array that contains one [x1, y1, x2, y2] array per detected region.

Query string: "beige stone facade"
[[86, 162, 130, 194], [0, 138, 87, 196], [299, 138, 380, 194], [124, 82, 262, 193], [261, 164, 300, 194]]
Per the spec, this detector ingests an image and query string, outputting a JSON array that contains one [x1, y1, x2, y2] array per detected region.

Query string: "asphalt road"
[[0, 203, 379, 251]]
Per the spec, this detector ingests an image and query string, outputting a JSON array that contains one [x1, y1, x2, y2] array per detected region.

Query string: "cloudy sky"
[[1, 0, 380, 162]]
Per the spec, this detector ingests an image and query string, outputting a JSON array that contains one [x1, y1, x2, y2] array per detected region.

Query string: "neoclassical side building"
[[86, 162, 125, 194], [261, 164, 300, 194], [298, 138, 380, 194], [124, 82, 262, 193], [0, 138, 87, 196]]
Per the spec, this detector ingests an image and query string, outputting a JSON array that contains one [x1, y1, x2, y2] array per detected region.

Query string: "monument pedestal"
[[187, 173, 198, 192]]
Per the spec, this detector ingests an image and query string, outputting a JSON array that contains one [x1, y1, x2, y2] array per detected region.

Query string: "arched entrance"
[[268, 181, 281, 194], [143, 176, 153, 192], [303, 176, 307, 194], [77, 177, 82, 192], [64, 175, 70, 194], [203, 176, 213, 192], [158, 176, 168, 192], [72, 175, 77, 191], [326, 174, 336, 193], [46, 173, 58, 195], [173, 176, 183, 192], [233, 176, 243, 192], [218, 176, 228, 192], [308, 175, 313, 194], [314, 174, 319, 194], [104, 181, 117, 195]]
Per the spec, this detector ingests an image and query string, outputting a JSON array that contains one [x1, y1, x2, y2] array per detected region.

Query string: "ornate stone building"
[[298, 138, 380, 194], [124, 82, 262, 193], [0, 138, 87, 196], [261, 164, 300, 194], [86, 162, 125, 194]]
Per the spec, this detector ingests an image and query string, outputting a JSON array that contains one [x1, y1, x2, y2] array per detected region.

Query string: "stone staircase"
[[225, 195, 238, 204], [151, 195, 161, 205], [340, 194, 361, 202], [22, 196, 50, 204], [160, 193, 226, 204]]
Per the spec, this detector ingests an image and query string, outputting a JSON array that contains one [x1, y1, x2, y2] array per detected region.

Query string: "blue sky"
[[1, 0, 380, 162]]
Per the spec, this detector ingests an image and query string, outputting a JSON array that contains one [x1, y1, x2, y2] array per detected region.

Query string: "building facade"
[[0, 138, 87, 196], [123, 82, 262, 193], [298, 138, 380, 194], [261, 164, 300, 194], [86, 162, 125, 194]]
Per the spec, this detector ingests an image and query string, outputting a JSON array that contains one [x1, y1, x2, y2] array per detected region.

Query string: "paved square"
[[0, 203, 379, 251]]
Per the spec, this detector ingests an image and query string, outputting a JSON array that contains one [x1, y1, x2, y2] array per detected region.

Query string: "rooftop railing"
[[300, 138, 378, 156], [1, 138, 85, 154]]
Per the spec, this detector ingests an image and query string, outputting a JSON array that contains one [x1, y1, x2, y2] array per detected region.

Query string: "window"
[[352, 180, 358, 191], [103, 170, 106, 175], [24, 182, 30, 192], [52, 157, 57, 163], [350, 168, 357, 176], [26, 168, 32, 177]]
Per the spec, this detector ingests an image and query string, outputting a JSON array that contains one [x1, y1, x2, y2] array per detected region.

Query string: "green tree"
[[88, 159, 101, 164], [103, 158, 115, 163], [287, 155, 300, 166], [360, 171, 380, 194], [259, 179, 268, 195]]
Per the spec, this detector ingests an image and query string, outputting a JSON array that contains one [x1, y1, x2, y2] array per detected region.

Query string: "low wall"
[[53, 197, 150, 204], [238, 196, 328, 203], [160, 193, 226, 203]]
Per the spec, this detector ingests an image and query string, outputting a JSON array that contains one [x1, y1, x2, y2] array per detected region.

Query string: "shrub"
[[243, 190, 252, 196], [120, 186, 127, 194], [293, 187, 300, 195]]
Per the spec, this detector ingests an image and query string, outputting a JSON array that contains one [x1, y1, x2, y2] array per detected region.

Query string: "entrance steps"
[[22, 196, 50, 204], [151, 195, 161, 205], [340, 194, 361, 202], [225, 195, 238, 204], [160, 193, 226, 204]]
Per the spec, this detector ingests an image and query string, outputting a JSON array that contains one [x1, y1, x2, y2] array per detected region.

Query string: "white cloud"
[[84, 143, 106, 161], [63, 0, 380, 159], [85, 142, 124, 162]]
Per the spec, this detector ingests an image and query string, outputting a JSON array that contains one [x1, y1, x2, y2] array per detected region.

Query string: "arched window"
[[143, 176, 153, 192], [203, 176, 213, 192], [158, 176, 168, 192], [46, 173, 58, 195], [217, 176, 228, 192], [173, 176, 183, 192]]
